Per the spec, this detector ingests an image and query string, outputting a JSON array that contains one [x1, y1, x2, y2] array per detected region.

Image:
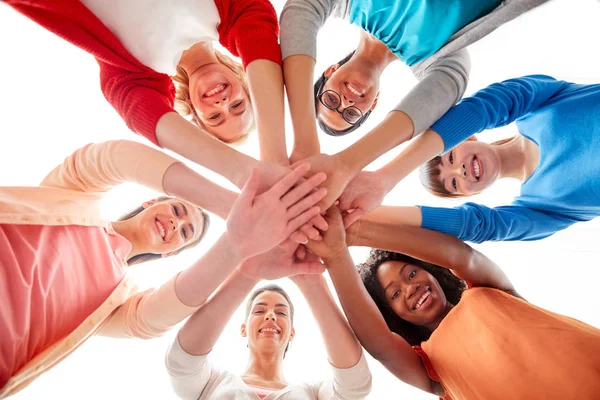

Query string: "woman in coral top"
[[4, 0, 299, 199], [0, 140, 327, 397], [307, 207, 600, 400]]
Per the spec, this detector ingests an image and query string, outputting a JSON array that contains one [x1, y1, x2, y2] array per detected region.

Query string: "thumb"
[[343, 208, 365, 229], [238, 168, 261, 206]]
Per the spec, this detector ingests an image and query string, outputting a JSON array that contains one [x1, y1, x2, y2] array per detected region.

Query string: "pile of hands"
[[227, 161, 366, 285]]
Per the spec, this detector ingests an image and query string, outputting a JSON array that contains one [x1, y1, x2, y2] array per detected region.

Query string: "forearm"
[[337, 111, 414, 176], [246, 60, 289, 165], [295, 276, 361, 369], [178, 269, 258, 356], [283, 55, 320, 156], [174, 232, 245, 307], [156, 112, 259, 188], [360, 206, 423, 228], [162, 162, 237, 220]]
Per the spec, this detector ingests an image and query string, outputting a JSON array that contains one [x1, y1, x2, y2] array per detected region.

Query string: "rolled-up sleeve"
[[165, 336, 214, 400], [317, 351, 372, 399]]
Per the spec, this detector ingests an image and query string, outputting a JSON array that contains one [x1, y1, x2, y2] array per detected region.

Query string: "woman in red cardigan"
[[5, 0, 298, 204]]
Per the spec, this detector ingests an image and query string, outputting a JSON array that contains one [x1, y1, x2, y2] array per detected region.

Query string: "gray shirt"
[[280, 0, 549, 136]]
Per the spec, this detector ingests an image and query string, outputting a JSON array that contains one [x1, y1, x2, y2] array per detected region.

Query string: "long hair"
[[245, 284, 295, 357], [358, 249, 467, 345], [314, 51, 373, 136], [118, 196, 210, 265], [172, 50, 253, 145], [419, 136, 518, 198]]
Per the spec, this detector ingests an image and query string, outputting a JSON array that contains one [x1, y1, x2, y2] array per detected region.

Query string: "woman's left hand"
[[239, 244, 324, 281], [338, 171, 388, 228], [305, 206, 349, 262]]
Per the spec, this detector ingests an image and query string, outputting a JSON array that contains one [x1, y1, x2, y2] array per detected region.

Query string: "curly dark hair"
[[358, 249, 467, 346], [313, 51, 373, 136]]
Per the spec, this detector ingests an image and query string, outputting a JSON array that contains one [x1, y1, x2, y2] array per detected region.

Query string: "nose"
[[213, 95, 229, 107], [341, 94, 354, 107], [264, 310, 276, 321], [168, 217, 181, 231], [405, 283, 419, 300], [449, 162, 467, 178]]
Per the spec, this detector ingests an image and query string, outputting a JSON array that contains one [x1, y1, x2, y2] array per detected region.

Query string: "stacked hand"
[[337, 171, 388, 228], [239, 244, 324, 281]]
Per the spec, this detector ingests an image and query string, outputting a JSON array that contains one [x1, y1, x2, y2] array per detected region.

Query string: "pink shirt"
[[0, 224, 131, 387], [248, 385, 277, 399]]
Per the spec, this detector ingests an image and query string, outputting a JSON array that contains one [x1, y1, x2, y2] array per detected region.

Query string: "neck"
[[242, 350, 287, 388], [353, 31, 397, 74], [495, 136, 534, 182], [178, 41, 219, 78], [111, 219, 142, 260], [426, 302, 454, 332]]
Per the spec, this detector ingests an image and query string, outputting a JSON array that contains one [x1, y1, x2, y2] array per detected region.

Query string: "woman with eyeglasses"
[[0, 139, 326, 397], [166, 246, 372, 399], [4, 0, 303, 206], [279, 0, 549, 217]]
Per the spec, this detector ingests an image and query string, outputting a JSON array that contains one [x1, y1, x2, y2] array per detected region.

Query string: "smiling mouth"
[[472, 156, 482, 181], [203, 83, 228, 98], [413, 287, 432, 310], [258, 327, 281, 335], [154, 218, 166, 241], [345, 82, 365, 97]]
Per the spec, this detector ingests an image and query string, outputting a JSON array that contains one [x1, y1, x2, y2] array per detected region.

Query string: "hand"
[[289, 147, 316, 165], [291, 153, 355, 213], [337, 171, 388, 228], [227, 164, 327, 260], [240, 244, 325, 281], [305, 206, 349, 262], [288, 260, 326, 286]]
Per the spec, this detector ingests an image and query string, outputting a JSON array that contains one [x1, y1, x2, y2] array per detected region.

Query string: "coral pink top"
[[414, 287, 600, 400], [0, 224, 131, 388], [247, 385, 277, 399]]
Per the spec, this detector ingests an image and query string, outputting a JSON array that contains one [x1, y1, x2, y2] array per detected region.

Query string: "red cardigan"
[[6, 0, 282, 145]]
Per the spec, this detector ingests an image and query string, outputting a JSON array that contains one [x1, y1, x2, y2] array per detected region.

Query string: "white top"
[[166, 338, 372, 400], [81, 0, 221, 75]]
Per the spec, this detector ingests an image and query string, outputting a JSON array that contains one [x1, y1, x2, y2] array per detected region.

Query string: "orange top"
[[416, 287, 600, 400], [0, 140, 199, 398]]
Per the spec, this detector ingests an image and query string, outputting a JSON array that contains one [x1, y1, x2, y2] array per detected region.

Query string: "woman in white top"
[[166, 247, 372, 400]]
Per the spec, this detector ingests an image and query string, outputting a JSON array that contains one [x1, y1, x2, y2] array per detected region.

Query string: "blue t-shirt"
[[349, 0, 501, 66], [420, 75, 600, 243]]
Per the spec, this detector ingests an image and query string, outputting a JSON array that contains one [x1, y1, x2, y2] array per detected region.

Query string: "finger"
[[291, 261, 326, 275], [310, 214, 328, 231], [299, 224, 320, 241], [269, 163, 311, 198], [279, 238, 298, 252], [295, 245, 306, 260], [288, 230, 309, 244], [286, 188, 327, 219], [315, 191, 337, 216], [286, 206, 321, 236], [238, 168, 261, 205], [280, 172, 326, 207], [343, 208, 366, 229]]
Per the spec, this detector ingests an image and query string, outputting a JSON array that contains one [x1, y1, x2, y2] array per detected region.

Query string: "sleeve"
[[316, 352, 372, 400], [165, 336, 215, 400], [280, 0, 339, 60], [419, 203, 577, 244], [97, 275, 199, 339], [98, 62, 176, 146], [40, 140, 177, 194], [216, 0, 282, 68], [396, 49, 471, 138], [430, 75, 569, 153]]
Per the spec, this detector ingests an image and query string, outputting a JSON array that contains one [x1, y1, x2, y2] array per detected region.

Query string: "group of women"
[[1, 0, 599, 399]]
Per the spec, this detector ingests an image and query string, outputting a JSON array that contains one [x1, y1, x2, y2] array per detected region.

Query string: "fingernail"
[[315, 235, 322, 241], [302, 239, 309, 244]]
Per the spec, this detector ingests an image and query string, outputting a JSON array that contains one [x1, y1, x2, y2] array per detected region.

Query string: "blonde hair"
[[420, 136, 518, 198], [173, 50, 253, 145]]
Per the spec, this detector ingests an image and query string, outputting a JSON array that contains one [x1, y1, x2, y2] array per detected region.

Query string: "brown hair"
[[118, 196, 210, 265], [419, 136, 518, 198], [245, 284, 295, 357], [172, 51, 253, 145]]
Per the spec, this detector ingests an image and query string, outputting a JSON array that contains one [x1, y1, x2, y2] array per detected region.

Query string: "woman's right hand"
[[227, 164, 327, 260], [305, 206, 349, 263]]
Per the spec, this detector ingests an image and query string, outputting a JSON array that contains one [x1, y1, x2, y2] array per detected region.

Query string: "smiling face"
[[136, 199, 206, 256], [377, 261, 448, 327], [436, 138, 501, 196], [317, 62, 380, 132], [242, 291, 294, 357], [188, 64, 253, 142]]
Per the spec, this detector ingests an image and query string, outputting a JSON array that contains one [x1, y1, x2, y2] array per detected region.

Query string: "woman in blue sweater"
[[339, 75, 600, 243]]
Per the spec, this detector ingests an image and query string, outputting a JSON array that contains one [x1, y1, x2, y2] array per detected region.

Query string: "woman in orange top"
[[0, 140, 326, 397], [307, 207, 600, 400]]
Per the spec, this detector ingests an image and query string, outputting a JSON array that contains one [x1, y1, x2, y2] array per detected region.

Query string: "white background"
[[1, 0, 599, 399]]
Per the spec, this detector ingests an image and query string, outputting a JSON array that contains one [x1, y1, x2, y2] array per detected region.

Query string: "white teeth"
[[155, 220, 166, 240], [205, 84, 225, 97], [473, 158, 480, 179], [259, 328, 279, 334], [346, 83, 363, 97], [415, 290, 430, 310]]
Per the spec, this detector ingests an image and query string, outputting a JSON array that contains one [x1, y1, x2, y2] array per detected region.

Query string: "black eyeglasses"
[[317, 89, 364, 125]]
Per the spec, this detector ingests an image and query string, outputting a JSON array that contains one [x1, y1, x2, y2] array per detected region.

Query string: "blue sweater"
[[349, 0, 500, 66], [420, 75, 600, 243]]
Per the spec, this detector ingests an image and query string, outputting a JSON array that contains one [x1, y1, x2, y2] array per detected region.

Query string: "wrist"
[[231, 155, 259, 189], [372, 168, 395, 194], [220, 232, 247, 264], [323, 248, 352, 266], [236, 264, 261, 285]]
